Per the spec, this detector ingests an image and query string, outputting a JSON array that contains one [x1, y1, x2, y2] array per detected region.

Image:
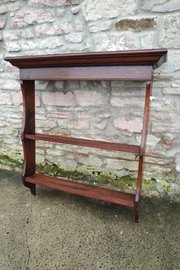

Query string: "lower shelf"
[[26, 174, 136, 208]]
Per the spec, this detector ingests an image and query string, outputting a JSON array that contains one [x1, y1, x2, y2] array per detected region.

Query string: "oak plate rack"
[[5, 49, 167, 222]]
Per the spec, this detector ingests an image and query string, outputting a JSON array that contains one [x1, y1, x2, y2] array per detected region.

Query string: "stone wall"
[[0, 0, 180, 197]]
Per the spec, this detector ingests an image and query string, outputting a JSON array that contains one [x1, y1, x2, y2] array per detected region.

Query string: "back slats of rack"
[[24, 133, 140, 155]]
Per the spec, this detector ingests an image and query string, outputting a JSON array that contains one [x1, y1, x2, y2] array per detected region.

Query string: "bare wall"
[[0, 0, 180, 197]]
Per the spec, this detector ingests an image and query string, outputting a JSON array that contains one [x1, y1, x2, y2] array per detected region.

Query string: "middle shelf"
[[24, 133, 140, 154]]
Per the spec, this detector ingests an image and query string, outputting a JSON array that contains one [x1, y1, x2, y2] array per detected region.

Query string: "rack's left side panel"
[[21, 80, 36, 195]]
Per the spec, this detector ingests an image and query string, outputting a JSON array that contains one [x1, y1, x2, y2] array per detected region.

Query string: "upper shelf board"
[[4, 49, 167, 69]]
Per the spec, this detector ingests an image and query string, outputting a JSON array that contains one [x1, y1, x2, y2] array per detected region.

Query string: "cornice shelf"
[[5, 48, 167, 69]]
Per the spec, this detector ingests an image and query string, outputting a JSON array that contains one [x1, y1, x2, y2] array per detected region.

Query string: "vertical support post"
[[134, 81, 152, 222], [21, 80, 36, 195]]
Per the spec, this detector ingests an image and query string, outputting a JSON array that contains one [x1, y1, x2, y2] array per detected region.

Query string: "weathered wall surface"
[[0, 0, 180, 197]]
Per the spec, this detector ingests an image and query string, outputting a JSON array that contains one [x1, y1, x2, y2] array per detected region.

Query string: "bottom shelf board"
[[26, 174, 135, 208]]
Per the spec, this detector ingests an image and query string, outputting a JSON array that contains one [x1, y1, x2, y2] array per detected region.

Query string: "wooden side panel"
[[140, 81, 152, 156], [134, 81, 152, 222], [21, 80, 36, 195], [20, 66, 153, 81]]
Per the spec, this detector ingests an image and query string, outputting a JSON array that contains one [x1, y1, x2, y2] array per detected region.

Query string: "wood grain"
[[4, 49, 167, 69], [20, 66, 152, 81], [21, 80, 36, 195], [24, 133, 140, 154], [26, 174, 135, 207]]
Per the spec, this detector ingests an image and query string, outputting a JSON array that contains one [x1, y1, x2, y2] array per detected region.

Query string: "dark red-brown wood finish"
[[5, 49, 167, 222], [5, 49, 167, 68]]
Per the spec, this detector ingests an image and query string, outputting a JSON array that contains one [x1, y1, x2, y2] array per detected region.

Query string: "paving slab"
[[0, 169, 179, 270]]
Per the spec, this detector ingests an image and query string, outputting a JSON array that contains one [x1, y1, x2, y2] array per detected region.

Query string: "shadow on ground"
[[0, 169, 179, 270]]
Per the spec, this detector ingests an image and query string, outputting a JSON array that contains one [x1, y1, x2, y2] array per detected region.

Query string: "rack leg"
[[134, 81, 151, 222], [21, 80, 36, 195], [24, 179, 36, 195]]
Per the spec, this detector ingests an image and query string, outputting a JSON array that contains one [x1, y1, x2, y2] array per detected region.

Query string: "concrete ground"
[[0, 169, 179, 270]]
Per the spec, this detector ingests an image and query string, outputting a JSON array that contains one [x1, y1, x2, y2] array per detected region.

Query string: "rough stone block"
[[65, 32, 83, 43], [91, 120, 107, 130], [74, 90, 106, 107], [141, 0, 180, 12], [56, 8, 65, 16], [175, 154, 180, 173], [35, 22, 72, 37], [159, 15, 180, 48], [71, 5, 80, 15], [111, 87, 145, 97], [37, 36, 63, 49], [144, 163, 172, 173], [96, 112, 111, 120], [82, 0, 137, 21], [11, 92, 40, 107], [114, 116, 142, 133], [35, 81, 48, 90], [19, 40, 37, 51], [73, 18, 84, 32], [67, 81, 79, 90], [78, 155, 103, 167], [172, 80, 180, 88], [69, 119, 90, 130], [116, 18, 156, 31], [5, 41, 20, 52], [2, 30, 17, 40], [66, 41, 93, 52], [36, 120, 57, 131], [111, 96, 145, 107], [140, 33, 155, 49], [61, 23, 74, 34], [35, 23, 62, 36], [0, 14, 6, 29], [0, 120, 7, 127], [61, 159, 77, 171], [0, 2, 19, 14], [162, 133, 175, 146], [70, 0, 81, 4], [163, 87, 180, 95], [0, 107, 22, 119], [106, 159, 138, 171], [0, 93, 12, 105], [28, 0, 68, 6], [94, 32, 138, 51], [152, 118, 180, 133], [88, 21, 112, 32], [55, 81, 64, 90], [4, 28, 34, 41], [76, 111, 90, 119], [0, 127, 17, 135], [11, 93, 22, 106], [144, 156, 173, 165], [0, 80, 20, 90], [42, 92, 75, 106], [47, 111, 73, 119], [12, 9, 55, 28]]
